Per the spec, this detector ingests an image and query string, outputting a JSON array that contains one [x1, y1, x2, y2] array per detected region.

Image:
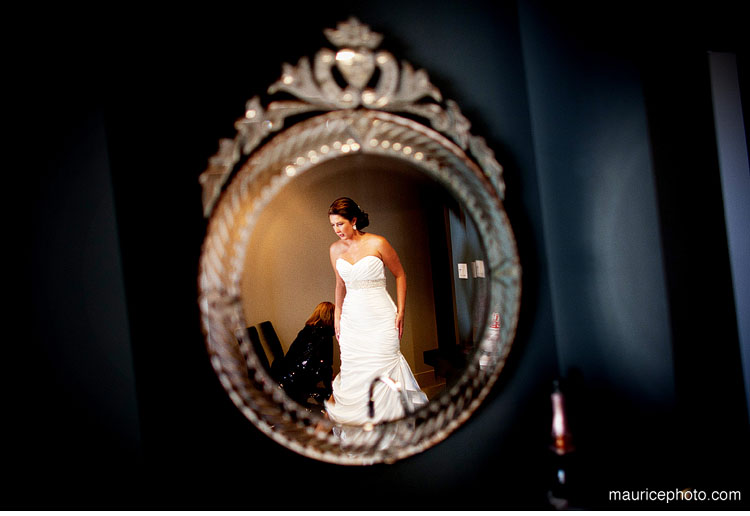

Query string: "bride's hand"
[[396, 311, 405, 339], [335, 318, 341, 340]]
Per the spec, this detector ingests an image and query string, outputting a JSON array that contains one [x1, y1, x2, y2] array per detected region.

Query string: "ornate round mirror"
[[198, 18, 520, 465]]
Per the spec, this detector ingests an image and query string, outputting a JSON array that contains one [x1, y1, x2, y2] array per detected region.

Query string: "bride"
[[324, 197, 428, 432]]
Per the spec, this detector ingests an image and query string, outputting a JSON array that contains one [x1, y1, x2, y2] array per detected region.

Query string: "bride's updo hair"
[[328, 197, 370, 230]]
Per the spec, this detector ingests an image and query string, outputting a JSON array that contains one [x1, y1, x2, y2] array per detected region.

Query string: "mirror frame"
[[198, 18, 521, 465]]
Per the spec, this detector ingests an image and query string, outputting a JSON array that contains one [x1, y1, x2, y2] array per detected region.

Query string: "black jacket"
[[275, 324, 334, 405]]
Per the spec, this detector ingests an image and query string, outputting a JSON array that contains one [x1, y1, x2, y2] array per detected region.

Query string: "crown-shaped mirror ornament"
[[324, 16, 383, 49], [200, 17, 504, 217]]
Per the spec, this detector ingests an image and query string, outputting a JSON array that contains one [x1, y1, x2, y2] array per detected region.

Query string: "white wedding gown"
[[325, 255, 428, 432]]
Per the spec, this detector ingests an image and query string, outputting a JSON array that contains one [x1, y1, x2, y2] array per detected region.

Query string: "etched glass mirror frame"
[[198, 18, 521, 465]]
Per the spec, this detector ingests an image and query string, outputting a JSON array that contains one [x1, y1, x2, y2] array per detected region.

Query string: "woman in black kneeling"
[[276, 301, 335, 407]]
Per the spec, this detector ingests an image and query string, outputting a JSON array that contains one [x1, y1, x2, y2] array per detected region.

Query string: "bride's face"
[[329, 214, 356, 240]]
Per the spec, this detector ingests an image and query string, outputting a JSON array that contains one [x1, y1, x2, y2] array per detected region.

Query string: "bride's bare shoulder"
[[363, 233, 392, 254], [329, 240, 345, 256], [363, 232, 386, 244]]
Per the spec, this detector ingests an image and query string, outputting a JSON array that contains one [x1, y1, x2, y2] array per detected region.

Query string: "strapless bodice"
[[336, 255, 386, 289]]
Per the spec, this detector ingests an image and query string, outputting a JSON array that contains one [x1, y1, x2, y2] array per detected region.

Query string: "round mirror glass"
[[242, 153, 489, 400]]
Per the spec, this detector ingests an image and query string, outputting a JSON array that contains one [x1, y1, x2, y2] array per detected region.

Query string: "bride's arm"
[[330, 245, 346, 340], [379, 237, 407, 339]]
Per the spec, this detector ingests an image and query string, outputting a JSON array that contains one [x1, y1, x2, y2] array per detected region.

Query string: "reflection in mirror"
[[241, 155, 489, 416]]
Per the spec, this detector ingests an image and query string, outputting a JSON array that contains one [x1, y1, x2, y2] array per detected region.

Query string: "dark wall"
[[517, 0, 749, 504], [25, 96, 142, 506], [21, 0, 748, 510]]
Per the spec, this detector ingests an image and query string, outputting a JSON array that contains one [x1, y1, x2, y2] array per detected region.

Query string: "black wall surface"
[[21, 0, 748, 509]]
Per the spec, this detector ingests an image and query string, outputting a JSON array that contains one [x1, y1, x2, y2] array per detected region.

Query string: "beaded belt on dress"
[[348, 279, 386, 290]]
